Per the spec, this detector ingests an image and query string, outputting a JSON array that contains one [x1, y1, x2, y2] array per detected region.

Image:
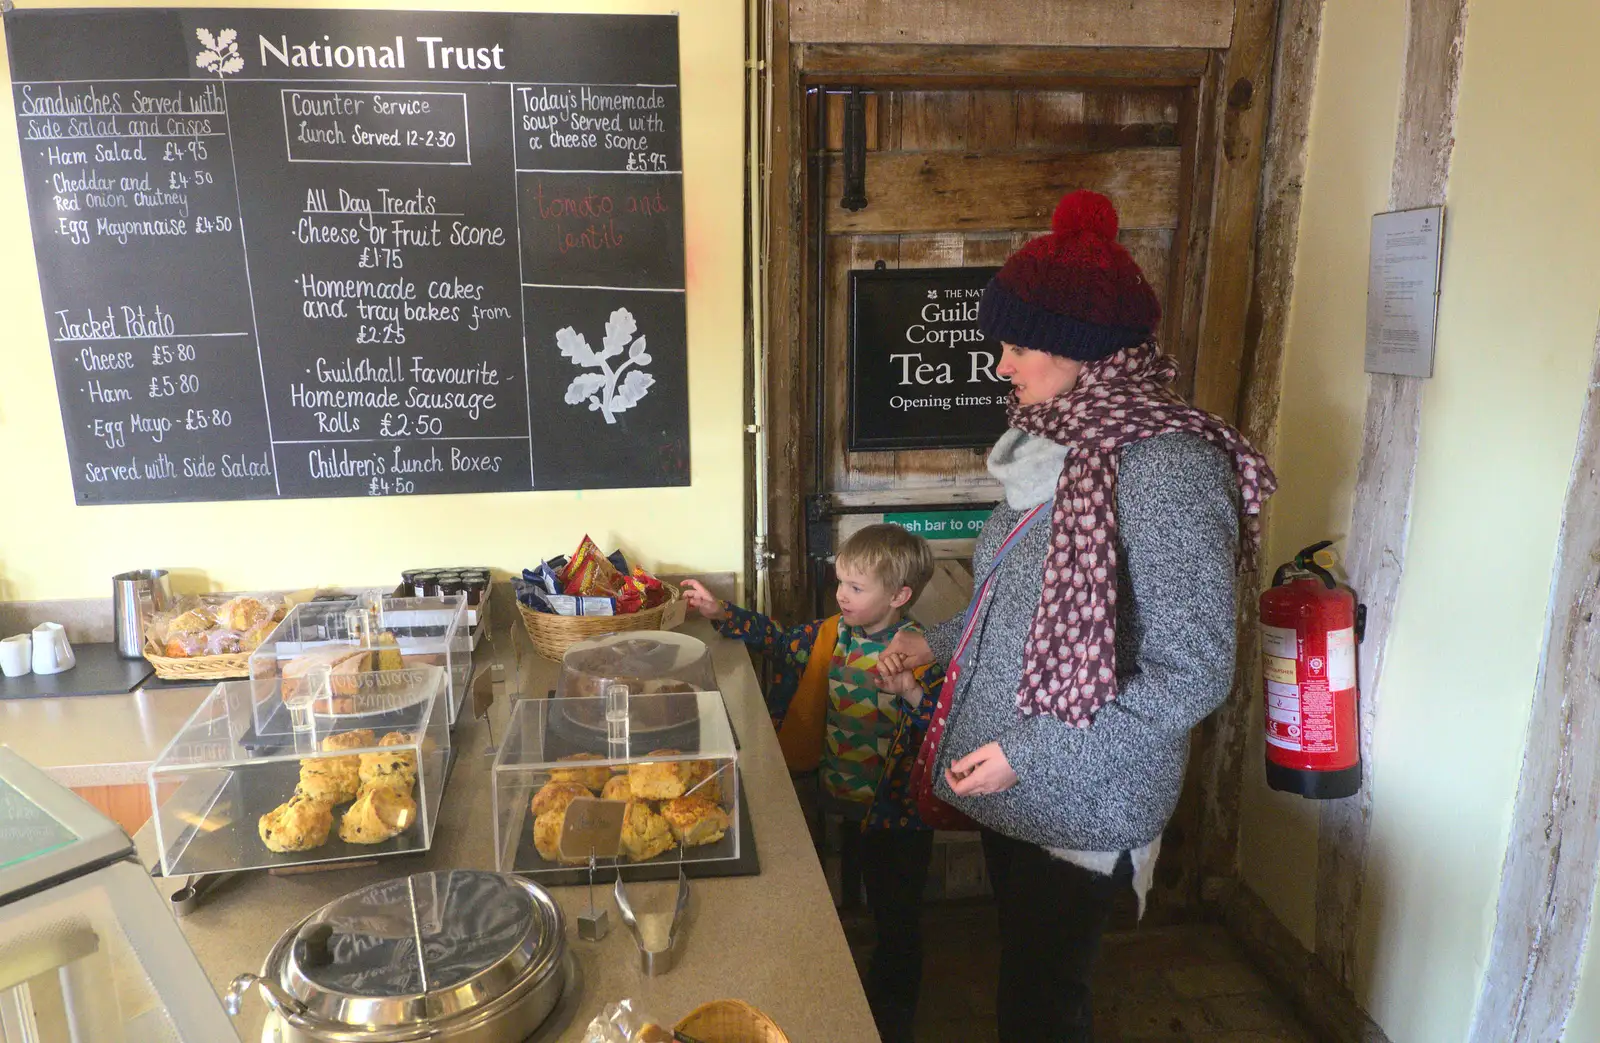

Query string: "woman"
[[883, 189, 1274, 1042]]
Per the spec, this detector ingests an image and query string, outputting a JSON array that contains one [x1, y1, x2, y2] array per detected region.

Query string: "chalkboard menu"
[[6, 8, 690, 503], [848, 266, 1009, 451]]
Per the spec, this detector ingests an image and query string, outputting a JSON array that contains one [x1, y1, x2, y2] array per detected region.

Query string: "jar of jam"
[[463, 574, 488, 607], [411, 571, 439, 598]]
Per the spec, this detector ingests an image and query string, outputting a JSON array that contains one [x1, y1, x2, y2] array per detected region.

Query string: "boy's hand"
[[873, 659, 923, 706], [884, 630, 934, 670], [679, 579, 729, 621]]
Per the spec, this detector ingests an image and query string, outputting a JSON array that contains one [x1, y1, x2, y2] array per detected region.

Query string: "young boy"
[[681, 524, 943, 1043]]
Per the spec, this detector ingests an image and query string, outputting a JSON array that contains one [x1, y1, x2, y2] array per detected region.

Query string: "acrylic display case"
[[248, 593, 470, 725], [147, 667, 450, 880], [0, 747, 237, 1042], [492, 689, 745, 881]]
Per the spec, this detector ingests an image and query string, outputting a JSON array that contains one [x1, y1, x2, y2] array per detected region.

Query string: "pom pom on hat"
[[977, 188, 1160, 361], [1052, 189, 1118, 241]]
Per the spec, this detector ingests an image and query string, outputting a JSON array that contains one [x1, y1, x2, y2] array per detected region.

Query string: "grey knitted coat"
[[927, 431, 1240, 852]]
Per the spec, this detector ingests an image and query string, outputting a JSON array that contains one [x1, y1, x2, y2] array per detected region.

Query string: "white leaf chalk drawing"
[[558, 307, 657, 424], [195, 28, 243, 77]]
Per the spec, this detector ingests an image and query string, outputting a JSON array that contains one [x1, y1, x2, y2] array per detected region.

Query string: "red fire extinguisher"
[[1260, 541, 1363, 799]]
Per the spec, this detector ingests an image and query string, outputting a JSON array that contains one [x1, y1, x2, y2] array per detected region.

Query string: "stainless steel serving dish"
[[228, 870, 567, 1042]]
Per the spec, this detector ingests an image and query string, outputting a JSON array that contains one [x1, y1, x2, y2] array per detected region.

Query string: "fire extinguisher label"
[[1262, 625, 1297, 659], [1327, 627, 1356, 690], [1263, 656, 1297, 685], [1264, 680, 1303, 752]]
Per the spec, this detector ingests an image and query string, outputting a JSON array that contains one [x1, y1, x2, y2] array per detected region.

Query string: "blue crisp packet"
[[607, 549, 630, 575]]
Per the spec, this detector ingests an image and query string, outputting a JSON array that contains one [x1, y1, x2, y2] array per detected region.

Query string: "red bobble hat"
[[978, 189, 1161, 360]]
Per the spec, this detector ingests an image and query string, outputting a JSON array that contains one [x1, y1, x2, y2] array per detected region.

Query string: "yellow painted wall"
[[0, 0, 747, 602], [1240, 0, 1600, 1040]]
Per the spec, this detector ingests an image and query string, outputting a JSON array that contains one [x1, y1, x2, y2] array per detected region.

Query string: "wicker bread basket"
[[516, 583, 686, 661], [142, 641, 252, 681], [674, 1000, 790, 1043]]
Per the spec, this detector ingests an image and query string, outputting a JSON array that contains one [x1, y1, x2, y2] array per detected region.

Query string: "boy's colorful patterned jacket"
[[714, 604, 943, 830]]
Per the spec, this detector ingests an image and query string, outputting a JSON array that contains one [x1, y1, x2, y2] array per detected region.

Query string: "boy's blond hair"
[[836, 524, 936, 601]]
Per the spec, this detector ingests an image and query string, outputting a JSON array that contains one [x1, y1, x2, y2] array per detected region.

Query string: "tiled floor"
[[841, 902, 1320, 1043]]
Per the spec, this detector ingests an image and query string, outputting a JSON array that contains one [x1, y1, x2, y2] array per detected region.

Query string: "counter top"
[[163, 622, 878, 1043], [1, 682, 210, 787]]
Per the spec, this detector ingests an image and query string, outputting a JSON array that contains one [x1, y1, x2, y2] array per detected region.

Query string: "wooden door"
[[808, 86, 1184, 610]]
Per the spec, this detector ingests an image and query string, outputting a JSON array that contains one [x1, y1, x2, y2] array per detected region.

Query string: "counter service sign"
[[848, 266, 1008, 451]]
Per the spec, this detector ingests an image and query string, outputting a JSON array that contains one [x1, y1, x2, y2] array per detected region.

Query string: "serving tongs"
[[613, 860, 691, 976]]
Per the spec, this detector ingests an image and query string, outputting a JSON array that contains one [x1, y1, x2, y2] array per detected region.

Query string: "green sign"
[[884, 510, 989, 539]]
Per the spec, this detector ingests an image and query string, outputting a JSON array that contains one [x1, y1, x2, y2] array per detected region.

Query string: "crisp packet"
[[580, 999, 671, 1043], [564, 535, 625, 596], [614, 567, 657, 615]]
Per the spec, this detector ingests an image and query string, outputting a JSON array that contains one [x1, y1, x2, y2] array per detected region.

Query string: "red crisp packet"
[[563, 535, 624, 596]]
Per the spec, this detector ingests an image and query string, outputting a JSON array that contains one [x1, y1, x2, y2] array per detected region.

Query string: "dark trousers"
[[860, 828, 935, 1043], [981, 828, 1132, 1043]]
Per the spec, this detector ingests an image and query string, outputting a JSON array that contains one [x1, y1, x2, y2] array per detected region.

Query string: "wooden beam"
[[1467, 323, 1600, 1041], [1190, 0, 1281, 423], [1166, 58, 1222, 401], [798, 43, 1210, 86], [823, 148, 1181, 234], [1315, 0, 1467, 989], [1195, 0, 1328, 898], [1218, 881, 1395, 1043], [789, 0, 1234, 49], [762, 0, 810, 627]]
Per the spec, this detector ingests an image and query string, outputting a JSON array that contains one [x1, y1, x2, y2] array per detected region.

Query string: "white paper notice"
[[1365, 206, 1444, 377]]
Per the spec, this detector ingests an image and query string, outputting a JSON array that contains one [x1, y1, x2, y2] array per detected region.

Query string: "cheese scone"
[[628, 750, 691, 801], [600, 774, 632, 802], [532, 808, 588, 864], [620, 801, 676, 862], [530, 780, 592, 817], [549, 753, 611, 793], [661, 796, 731, 848]]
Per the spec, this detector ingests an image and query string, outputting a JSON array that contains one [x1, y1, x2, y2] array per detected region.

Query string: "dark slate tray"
[[0, 643, 153, 699]]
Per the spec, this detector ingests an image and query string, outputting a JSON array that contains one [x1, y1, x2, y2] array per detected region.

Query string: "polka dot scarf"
[[1006, 342, 1275, 726]]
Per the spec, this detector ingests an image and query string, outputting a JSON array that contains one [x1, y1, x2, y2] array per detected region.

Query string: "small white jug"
[[31, 622, 75, 675]]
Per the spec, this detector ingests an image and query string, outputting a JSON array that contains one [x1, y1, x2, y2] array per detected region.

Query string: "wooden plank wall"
[[790, 0, 1235, 49], [813, 87, 1185, 501]]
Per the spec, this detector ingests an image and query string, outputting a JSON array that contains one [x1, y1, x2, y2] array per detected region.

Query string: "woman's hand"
[[678, 579, 729, 621], [946, 742, 1018, 796], [884, 630, 934, 670]]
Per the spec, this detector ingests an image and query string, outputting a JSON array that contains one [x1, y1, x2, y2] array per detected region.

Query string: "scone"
[[600, 775, 632, 802], [216, 595, 273, 632], [530, 781, 591, 817], [295, 761, 360, 804], [532, 808, 587, 864], [359, 736, 418, 789], [661, 796, 731, 848], [550, 753, 611, 793], [685, 760, 722, 802], [628, 751, 692, 800], [239, 620, 276, 653], [620, 801, 676, 862], [259, 796, 333, 852], [322, 729, 376, 753], [338, 785, 416, 844], [167, 607, 216, 636]]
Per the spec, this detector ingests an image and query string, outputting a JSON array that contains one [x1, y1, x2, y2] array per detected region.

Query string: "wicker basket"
[[516, 584, 686, 662], [143, 640, 252, 681], [674, 1000, 789, 1043]]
